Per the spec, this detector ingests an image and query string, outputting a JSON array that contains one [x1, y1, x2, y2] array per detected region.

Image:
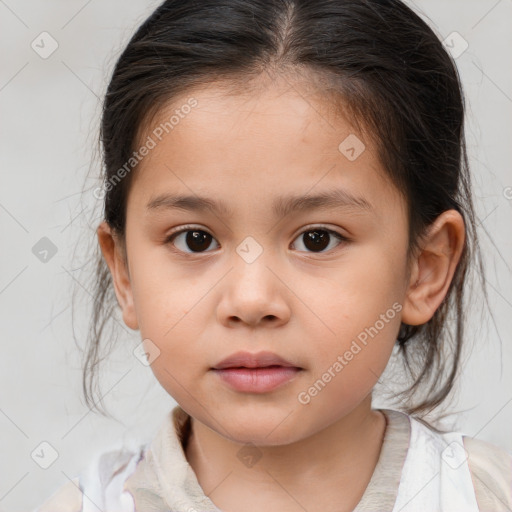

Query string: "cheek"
[[297, 243, 405, 375], [143, 321, 208, 406], [128, 245, 202, 332], [127, 251, 214, 367], [308, 248, 405, 329]]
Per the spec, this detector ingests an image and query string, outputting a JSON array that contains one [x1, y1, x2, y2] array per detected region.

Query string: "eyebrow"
[[146, 188, 374, 218]]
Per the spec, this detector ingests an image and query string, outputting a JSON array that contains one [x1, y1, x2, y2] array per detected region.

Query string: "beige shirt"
[[35, 405, 512, 511]]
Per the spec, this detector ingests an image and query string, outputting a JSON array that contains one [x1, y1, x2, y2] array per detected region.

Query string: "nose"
[[216, 253, 291, 329]]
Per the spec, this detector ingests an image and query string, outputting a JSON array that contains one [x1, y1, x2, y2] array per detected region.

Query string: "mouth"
[[212, 350, 301, 371], [218, 364, 293, 369], [210, 351, 303, 393], [211, 364, 302, 393]]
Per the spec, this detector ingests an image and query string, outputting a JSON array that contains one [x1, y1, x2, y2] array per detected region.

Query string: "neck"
[[184, 396, 386, 512]]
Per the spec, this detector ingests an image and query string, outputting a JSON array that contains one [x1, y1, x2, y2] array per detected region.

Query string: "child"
[[36, 0, 512, 511]]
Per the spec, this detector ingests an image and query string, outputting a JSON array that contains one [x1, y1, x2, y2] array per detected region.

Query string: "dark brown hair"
[[79, 0, 489, 425]]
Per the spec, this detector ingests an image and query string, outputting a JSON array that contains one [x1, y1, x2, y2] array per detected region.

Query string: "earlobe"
[[96, 221, 139, 330], [401, 210, 465, 326]]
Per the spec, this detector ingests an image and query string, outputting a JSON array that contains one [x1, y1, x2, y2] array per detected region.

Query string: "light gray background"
[[1, 1, 511, 510]]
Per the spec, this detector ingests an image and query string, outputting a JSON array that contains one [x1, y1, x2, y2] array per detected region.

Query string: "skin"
[[98, 73, 465, 512]]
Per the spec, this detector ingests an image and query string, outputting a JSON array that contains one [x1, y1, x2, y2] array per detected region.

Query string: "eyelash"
[[164, 224, 350, 255]]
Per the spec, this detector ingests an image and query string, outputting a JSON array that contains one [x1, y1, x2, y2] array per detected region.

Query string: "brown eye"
[[166, 226, 347, 255], [291, 228, 347, 253], [167, 229, 219, 253]]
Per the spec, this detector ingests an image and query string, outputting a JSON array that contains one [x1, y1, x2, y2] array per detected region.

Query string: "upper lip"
[[212, 351, 301, 370]]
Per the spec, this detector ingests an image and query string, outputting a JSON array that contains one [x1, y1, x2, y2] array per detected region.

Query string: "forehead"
[[128, 77, 401, 219]]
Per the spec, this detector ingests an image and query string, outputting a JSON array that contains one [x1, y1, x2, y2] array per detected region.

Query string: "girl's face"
[[112, 77, 413, 445]]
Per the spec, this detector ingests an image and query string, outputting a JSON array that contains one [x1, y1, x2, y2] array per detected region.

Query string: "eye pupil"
[[186, 230, 212, 252], [171, 227, 343, 255], [304, 230, 329, 252]]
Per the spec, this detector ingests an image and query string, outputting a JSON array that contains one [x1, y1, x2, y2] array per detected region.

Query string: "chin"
[[227, 427, 301, 447], [213, 407, 307, 447]]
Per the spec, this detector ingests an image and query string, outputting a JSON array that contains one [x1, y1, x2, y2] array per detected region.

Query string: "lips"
[[213, 366, 301, 393], [212, 350, 301, 370]]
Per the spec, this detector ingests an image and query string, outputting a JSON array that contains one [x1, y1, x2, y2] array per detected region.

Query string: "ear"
[[401, 210, 465, 326], [97, 221, 139, 330]]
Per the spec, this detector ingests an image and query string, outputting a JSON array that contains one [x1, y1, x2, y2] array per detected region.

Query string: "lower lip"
[[212, 366, 302, 393]]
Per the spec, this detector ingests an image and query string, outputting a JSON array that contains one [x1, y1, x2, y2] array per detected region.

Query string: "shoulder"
[[33, 444, 146, 512], [33, 478, 82, 512], [412, 415, 512, 510], [389, 411, 512, 510], [462, 434, 512, 511]]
